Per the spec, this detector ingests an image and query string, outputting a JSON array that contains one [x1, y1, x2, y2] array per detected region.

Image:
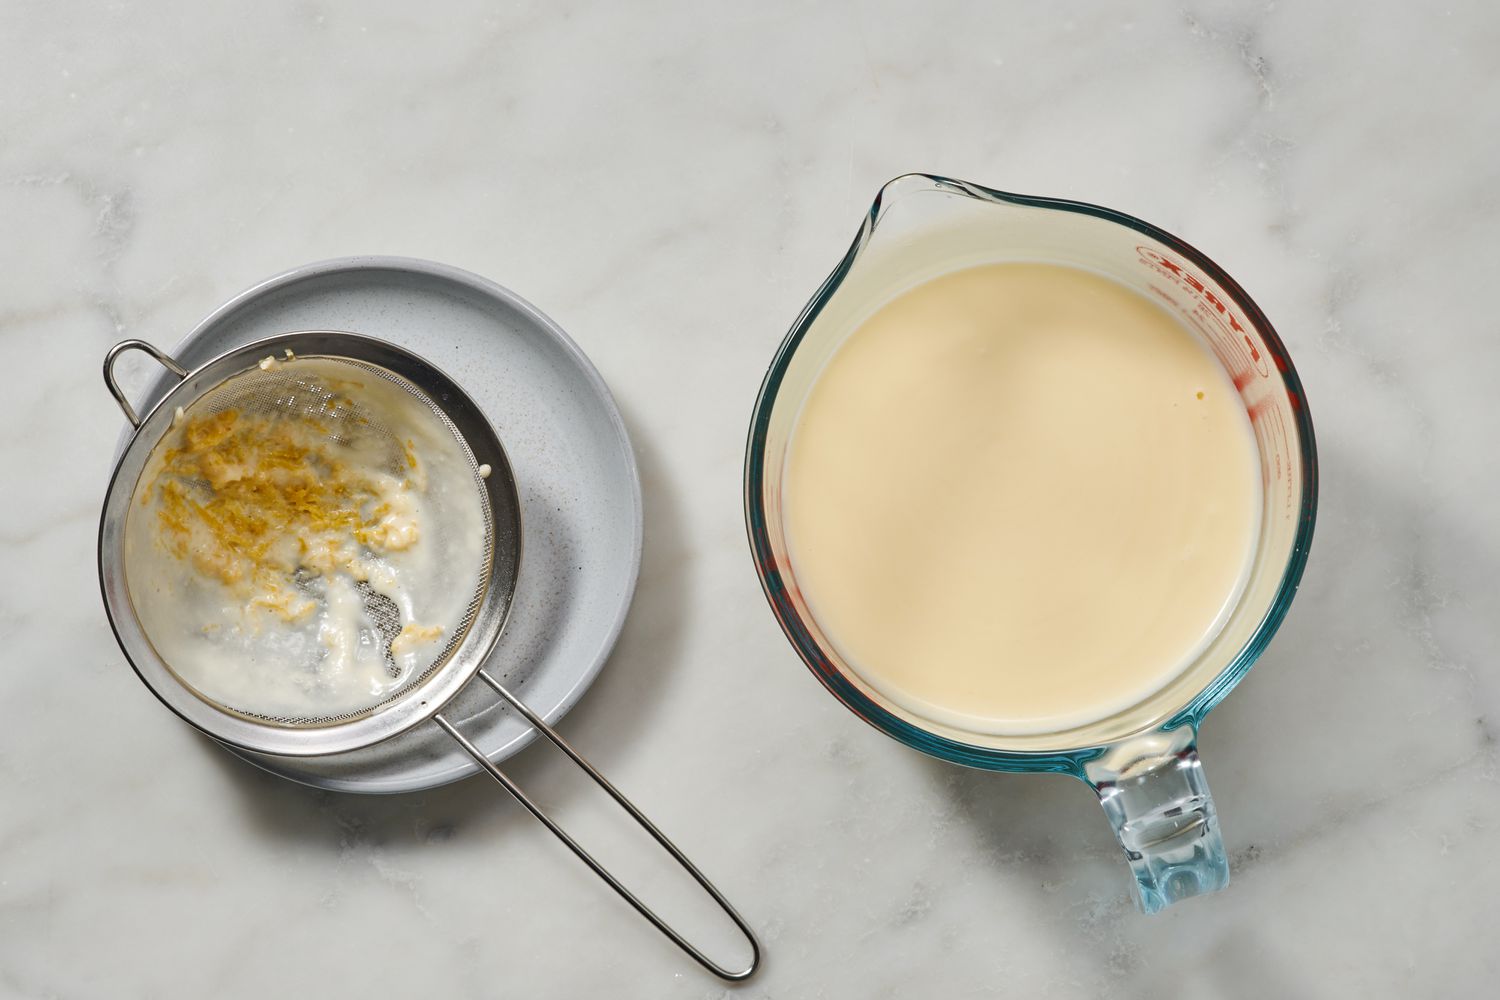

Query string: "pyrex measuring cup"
[[744, 174, 1317, 912]]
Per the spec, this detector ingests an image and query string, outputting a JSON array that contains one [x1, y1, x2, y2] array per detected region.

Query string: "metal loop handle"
[[103, 339, 189, 427], [434, 667, 761, 982]]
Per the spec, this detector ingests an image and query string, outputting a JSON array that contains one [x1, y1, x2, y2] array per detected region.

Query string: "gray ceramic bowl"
[[110, 256, 643, 793]]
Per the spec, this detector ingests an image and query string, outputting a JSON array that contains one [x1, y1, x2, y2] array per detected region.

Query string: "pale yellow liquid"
[[784, 262, 1261, 735]]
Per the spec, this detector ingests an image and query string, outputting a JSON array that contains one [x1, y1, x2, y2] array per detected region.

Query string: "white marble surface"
[[3, 1, 1497, 996]]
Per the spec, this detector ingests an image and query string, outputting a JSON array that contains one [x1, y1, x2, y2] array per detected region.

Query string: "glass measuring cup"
[[744, 174, 1317, 912]]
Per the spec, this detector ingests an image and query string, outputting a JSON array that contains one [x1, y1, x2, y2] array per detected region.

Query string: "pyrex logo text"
[[1136, 246, 1269, 378]]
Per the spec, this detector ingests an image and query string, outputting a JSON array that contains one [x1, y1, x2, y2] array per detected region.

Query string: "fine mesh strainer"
[[99, 332, 759, 981]]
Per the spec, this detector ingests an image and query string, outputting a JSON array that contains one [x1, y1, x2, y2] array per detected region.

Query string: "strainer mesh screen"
[[121, 355, 494, 728]]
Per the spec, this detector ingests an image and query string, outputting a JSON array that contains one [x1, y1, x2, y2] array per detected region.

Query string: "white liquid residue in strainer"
[[122, 356, 490, 724]]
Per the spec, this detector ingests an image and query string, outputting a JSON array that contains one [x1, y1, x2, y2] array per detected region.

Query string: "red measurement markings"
[[1138, 246, 1270, 384]]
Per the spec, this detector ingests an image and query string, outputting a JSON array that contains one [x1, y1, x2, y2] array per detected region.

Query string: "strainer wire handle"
[[432, 667, 761, 982], [103, 339, 189, 428]]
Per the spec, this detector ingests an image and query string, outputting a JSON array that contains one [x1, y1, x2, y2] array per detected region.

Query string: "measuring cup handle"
[[103, 339, 189, 427], [1084, 728, 1230, 913]]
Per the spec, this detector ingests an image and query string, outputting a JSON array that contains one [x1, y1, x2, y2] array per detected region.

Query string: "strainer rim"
[[98, 330, 523, 757]]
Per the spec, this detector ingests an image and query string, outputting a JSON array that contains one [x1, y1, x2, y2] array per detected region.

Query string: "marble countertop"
[[3, 1, 1497, 996]]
